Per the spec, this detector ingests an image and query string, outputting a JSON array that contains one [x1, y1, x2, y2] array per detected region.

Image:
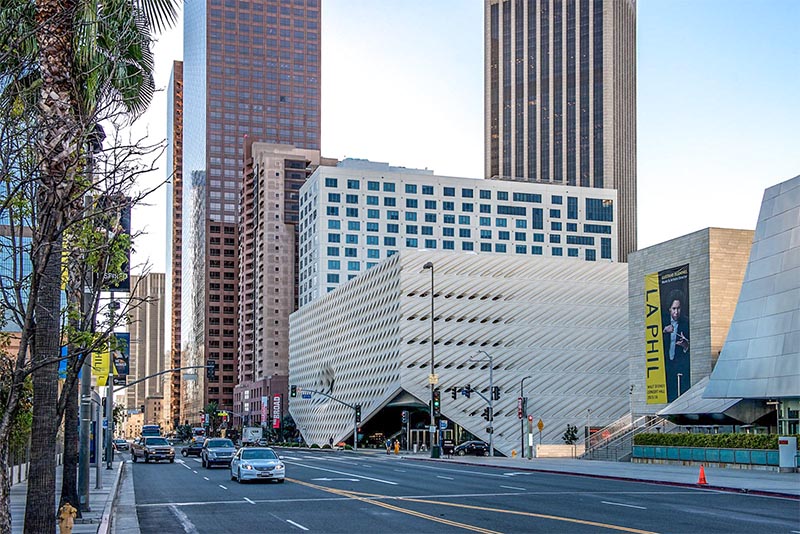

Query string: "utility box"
[[778, 436, 797, 473]]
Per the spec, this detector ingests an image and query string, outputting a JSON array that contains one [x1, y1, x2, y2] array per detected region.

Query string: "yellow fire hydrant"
[[58, 502, 77, 534]]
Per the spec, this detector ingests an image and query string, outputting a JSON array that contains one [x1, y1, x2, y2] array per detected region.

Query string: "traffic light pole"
[[294, 388, 359, 451], [474, 350, 495, 457]]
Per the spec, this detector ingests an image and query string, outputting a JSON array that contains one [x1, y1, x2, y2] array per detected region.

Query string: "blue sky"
[[131, 0, 799, 273]]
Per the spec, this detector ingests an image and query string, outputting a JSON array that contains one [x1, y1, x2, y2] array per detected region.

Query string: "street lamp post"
[[475, 350, 495, 457], [519, 375, 532, 458], [422, 261, 439, 458]]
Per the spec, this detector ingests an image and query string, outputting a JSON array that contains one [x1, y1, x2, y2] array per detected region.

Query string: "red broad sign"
[[272, 394, 282, 429]]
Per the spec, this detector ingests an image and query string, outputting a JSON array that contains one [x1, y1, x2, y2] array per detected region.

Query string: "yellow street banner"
[[91, 350, 109, 377], [644, 273, 667, 404]]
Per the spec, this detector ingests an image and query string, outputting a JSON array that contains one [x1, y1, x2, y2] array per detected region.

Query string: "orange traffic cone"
[[697, 465, 708, 485]]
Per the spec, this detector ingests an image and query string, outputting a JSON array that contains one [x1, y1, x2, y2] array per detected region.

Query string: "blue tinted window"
[[497, 191, 509, 200], [479, 217, 491, 226], [366, 195, 379, 205], [459, 228, 471, 238], [443, 201, 454, 211], [480, 204, 492, 213], [348, 261, 360, 271], [328, 220, 340, 229], [550, 235, 561, 244], [480, 189, 492, 199], [422, 185, 434, 195], [345, 207, 358, 217], [443, 241, 454, 250], [480, 230, 492, 239], [516, 245, 527, 254], [367, 181, 380, 191], [406, 225, 418, 234], [387, 224, 399, 233], [425, 200, 437, 210], [368, 249, 380, 259], [566, 235, 594, 245], [367, 262, 378, 269], [515, 232, 526, 241], [406, 238, 418, 247], [462, 203, 473, 212], [346, 234, 358, 244], [532, 208, 543, 229], [513, 192, 540, 203], [325, 178, 338, 187], [567, 196, 578, 219], [443, 214, 455, 224], [586, 198, 613, 221], [443, 227, 454, 237], [443, 187, 455, 197], [551, 222, 562, 231], [533, 233, 544, 242], [424, 240, 437, 249], [384, 197, 396, 207], [516, 219, 527, 229], [601, 238, 611, 259], [405, 184, 417, 194], [387, 210, 399, 220], [327, 273, 339, 283], [495, 243, 506, 253], [348, 221, 360, 231], [347, 179, 359, 190], [498, 231, 509, 240], [405, 212, 417, 221], [367, 222, 379, 232], [568, 248, 579, 257], [328, 234, 340, 243], [459, 215, 471, 225], [406, 198, 418, 208], [346, 194, 358, 204], [552, 247, 563, 256], [461, 188, 473, 198], [327, 247, 339, 256], [366, 235, 379, 245], [496, 218, 508, 227], [424, 213, 437, 222], [532, 246, 542, 255], [566, 222, 578, 232], [328, 193, 340, 202], [584, 224, 611, 234], [383, 182, 395, 192], [328, 260, 340, 269], [498, 205, 526, 215], [550, 209, 561, 218], [344, 248, 357, 257], [367, 209, 379, 219], [327, 206, 338, 216], [551, 195, 563, 204], [586, 249, 596, 261], [422, 226, 433, 235], [387, 249, 397, 256], [462, 242, 474, 251]]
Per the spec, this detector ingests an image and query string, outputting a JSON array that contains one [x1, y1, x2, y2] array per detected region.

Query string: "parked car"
[[131, 436, 175, 463], [230, 447, 285, 483], [454, 440, 490, 456], [181, 441, 203, 457], [201, 438, 236, 468], [113, 439, 129, 451]]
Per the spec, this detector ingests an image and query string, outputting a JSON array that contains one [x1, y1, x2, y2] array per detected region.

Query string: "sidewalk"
[[9, 458, 126, 534], [400, 451, 800, 499]]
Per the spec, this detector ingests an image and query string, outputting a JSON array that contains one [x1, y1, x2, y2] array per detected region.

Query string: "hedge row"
[[633, 433, 799, 450]]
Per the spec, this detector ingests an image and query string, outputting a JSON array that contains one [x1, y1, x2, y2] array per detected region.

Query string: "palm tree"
[[1, 2, 178, 533]]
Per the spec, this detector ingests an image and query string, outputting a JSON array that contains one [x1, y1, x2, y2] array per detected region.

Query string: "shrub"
[[344, 444, 353, 450], [633, 433, 799, 450], [322, 444, 331, 449], [310, 443, 320, 449]]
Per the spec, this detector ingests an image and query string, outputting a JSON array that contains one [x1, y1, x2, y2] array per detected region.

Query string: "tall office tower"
[[234, 141, 329, 427], [180, 2, 321, 423], [126, 273, 167, 417], [485, 0, 636, 261], [166, 60, 183, 429]]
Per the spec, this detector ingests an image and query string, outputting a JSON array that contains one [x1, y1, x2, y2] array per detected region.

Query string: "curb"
[[97, 461, 125, 534], [402, 457, 800, 501]]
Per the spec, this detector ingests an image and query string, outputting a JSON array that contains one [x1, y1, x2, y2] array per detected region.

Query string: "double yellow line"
[[287, 478, 657, 534]]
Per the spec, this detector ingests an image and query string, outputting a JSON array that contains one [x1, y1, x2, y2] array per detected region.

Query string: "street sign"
[[429, 425, 437, 433], [102, 418, 108, 429], [428, 373, 439, 385], [439, 420, 447, 430], [302, 393, 312, 399], [537, 418, 544, 432]]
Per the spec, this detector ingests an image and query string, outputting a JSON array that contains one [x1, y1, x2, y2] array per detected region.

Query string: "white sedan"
[[230, 447, 286, 483]]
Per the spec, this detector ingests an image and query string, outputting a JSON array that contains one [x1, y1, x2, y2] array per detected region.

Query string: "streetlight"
[[629, 385, 635, 426], [519, 375, 532, 458], [474, 350, 495, 457], [677, 373, 683, 398], [422, 261, 439, 458]]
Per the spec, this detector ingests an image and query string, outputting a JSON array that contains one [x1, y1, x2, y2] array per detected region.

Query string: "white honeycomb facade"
[[289, 250, 629, 455]]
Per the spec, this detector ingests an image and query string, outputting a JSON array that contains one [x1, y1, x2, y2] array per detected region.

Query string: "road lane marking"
[[436, 476, 455, 480], [312, 477, 360, 482], [286, 519, 309, 531], [244, 497, 256, 505], [218, 484, 227, 490], [203, 477, 209, 481], [182, 464, 192, 470], [169, 505, 199, 534], [601, 501, 646, 510], [396, 496, 657, 534], [284, 461, 398, 485], [192, 470, 198, 474], [500, 485, 526, 491]]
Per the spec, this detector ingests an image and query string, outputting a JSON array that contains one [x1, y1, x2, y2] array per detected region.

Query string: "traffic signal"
[[432, 389, 441, 417], [206, 360, 217, 380], [463, 384, 471, 398], [482, 407, 490, 421], [355, 404, 362, 423], [401, 410, 408, 424], [290, 385, 297, 397], [491, 386, 500, 401], [450, 388, 457, 400]]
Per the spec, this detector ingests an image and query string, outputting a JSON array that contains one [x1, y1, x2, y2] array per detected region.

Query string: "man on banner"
[[662, 288, 690, 401]]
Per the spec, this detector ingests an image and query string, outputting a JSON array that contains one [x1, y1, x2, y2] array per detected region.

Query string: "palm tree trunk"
[[59, 377, 80, 517]]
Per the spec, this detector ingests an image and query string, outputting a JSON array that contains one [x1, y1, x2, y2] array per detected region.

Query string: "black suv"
[[181, 441, 203, 457], [454, 440, 490, 456]]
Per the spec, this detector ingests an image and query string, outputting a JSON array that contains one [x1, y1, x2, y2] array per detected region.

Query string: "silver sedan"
[[230, 447, 286, 483]]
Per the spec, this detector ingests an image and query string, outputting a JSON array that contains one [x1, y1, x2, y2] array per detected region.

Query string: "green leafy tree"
[[562, 424, 579, 445]]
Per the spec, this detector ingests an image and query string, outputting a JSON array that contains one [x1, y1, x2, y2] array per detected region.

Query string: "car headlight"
[[241, 463, 254, 470], [207, 452, 216, 458], [276, 463, 285, 470]]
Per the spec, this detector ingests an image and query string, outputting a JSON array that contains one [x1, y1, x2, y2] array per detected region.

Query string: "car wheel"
[[144, 453, 149, 463], [277, 478, 285, 484], [483, 450, 489, 456], [231, 471, 236, 481], [457, 450, 466, 456], [169, 458, 174, 463], [181, 449, 188, 457]]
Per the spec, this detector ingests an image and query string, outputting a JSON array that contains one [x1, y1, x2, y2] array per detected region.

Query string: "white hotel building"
[[298, 159, 618, 306]]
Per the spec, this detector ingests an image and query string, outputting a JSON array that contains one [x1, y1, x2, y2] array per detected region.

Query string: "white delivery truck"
[[242, 426, 263, 446]]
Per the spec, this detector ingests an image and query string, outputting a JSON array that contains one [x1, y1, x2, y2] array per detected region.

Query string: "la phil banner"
[[645, 264, 691, 404], [272, 394, 282, 429]]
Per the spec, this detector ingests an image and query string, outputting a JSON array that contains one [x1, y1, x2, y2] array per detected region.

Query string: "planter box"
[[632, 445, 794, 471]]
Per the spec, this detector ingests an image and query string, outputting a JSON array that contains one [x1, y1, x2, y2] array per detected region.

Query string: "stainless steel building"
[[485, 0, 637, 262]]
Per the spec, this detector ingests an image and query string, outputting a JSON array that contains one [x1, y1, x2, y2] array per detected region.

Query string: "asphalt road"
[[131, 448, 800, 533]]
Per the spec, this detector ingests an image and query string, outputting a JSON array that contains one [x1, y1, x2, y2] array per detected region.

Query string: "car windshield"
[[241, 449, 277, 460], [145, 438, 169, 446], [114, 439, 125, 443], [207, 439, 234, 448]]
